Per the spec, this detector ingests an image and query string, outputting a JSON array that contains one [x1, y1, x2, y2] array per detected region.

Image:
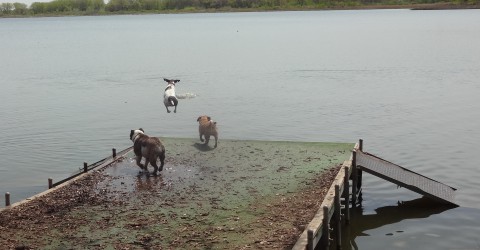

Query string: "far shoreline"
[[1, 2, 479, 18]]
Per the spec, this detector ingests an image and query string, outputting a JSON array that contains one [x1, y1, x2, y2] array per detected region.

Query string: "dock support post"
[[112, 148, 116, 158], [83, 162, 88, 173], [5, 192, 10, 207], [343, 166, 350, 224], [335, 185, 342, 249], [357, 139, 363, 202], [48, 178, 53, 189], [322, 206, 330, 248], [352, 151, 357, 206], [307, 229, 314, 250]]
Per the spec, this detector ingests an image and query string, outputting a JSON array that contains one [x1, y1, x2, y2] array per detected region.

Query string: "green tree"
[[106, 0, 126, 11], [13, 2, 28, 14], [1, 2, 14, 14], [87, 0, 105, 11], [74, 0, 88, 11], [46, 0, 74, 12], [141, 0, 160, 10], [31, 2, 46, 13]]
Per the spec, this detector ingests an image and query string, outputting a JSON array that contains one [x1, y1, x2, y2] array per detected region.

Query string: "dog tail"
[[168, 96, 178, 106]]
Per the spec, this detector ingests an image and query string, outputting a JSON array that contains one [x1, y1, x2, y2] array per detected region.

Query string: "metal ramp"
[[356, 150, 457, 206]]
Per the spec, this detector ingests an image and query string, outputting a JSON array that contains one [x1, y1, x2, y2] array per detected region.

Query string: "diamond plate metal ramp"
[[356, 150, 457, 206]]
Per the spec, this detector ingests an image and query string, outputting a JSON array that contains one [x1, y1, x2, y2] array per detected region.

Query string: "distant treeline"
[[1, 0, 479, 16]]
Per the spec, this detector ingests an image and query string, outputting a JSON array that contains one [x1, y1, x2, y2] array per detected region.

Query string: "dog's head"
[[197, 115, 211, 123], [164, 78, 180, 85], [197, 115, 217, 125], [130, 128, 145, 142]]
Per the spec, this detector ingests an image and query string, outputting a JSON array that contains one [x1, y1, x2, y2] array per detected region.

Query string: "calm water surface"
[[1, 9, 480, 249]]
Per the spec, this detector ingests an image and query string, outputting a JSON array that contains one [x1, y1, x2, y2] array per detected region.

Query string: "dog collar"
[[132, 132, 142, 142]]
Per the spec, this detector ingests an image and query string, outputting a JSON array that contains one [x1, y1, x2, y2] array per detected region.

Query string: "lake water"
[[1, 9, 480, 249]]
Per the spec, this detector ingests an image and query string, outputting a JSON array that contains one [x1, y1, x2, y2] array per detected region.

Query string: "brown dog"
[[129, 128, 165, 175], [197, 115, 218, 148]]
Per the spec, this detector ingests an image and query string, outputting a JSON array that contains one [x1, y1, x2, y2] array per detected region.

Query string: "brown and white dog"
[[197, 115, 218, 148], [129, 128, 165, 175], [163, 78, 180, 113]]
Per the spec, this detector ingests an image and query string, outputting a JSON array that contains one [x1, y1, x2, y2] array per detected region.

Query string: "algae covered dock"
[[0, 138, 353, 249]]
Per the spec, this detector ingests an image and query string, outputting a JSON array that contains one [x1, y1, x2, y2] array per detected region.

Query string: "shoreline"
[[1, 2, 479, 18]]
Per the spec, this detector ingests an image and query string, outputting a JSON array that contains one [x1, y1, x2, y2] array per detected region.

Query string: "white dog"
[[163, 78, 180, 113]]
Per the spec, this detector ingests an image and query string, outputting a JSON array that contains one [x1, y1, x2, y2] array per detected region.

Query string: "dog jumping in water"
[[163, 78, 180, 113]]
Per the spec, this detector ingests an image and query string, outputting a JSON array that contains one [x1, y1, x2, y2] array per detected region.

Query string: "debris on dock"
[[0, 138, 353, 249]]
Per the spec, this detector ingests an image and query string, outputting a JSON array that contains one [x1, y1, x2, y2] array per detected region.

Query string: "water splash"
[[176, 92, 197, 99]]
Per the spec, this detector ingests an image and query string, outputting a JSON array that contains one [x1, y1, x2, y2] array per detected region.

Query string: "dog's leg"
[[144, 160, 150, 173], [150, 159, 158, 176], [204, 135, 210, 145], [199, 133, 204, 142], [174, 105, 177, 113], [159, 153, 165, 172], [136, 155, 145, 170], [165, 106, 171, 113], [214, 135, 218, 148]]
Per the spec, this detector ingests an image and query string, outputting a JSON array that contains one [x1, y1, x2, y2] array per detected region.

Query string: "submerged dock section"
[[293, 139, 457, 250]]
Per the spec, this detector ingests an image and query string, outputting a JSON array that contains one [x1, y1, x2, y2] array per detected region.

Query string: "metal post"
[[335, 185, 342, 249], [5, 192, 10, 206], [48, 178, 53, 189], [112, 148, 116, 158], [352, 151, 357, 206], [359, 139, 363, 151], [83, 162, 88, 173], [322, 206, 330, 248], [343, 166, 350, 224]]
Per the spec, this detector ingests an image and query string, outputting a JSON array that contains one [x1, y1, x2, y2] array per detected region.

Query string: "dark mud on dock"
[[0, 138, 353, 249]]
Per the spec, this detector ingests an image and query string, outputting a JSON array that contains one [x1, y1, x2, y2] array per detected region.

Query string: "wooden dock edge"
[[292, 142, 359, 250], [0, 148, 133, 213]]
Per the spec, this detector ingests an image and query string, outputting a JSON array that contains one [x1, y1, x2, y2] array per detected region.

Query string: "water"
[[1, 9, 480, 249]]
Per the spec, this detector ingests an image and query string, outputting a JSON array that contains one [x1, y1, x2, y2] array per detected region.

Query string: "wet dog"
[[130, 128, 165, 175], [163, 78, 180, 113], [197, 115, 218, 148]]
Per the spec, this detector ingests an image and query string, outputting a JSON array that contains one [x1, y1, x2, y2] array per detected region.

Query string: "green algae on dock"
[[0, 138, 353, 249]]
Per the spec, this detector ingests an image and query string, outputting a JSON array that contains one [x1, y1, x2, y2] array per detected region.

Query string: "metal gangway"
[[356, 150, 457, 206]]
